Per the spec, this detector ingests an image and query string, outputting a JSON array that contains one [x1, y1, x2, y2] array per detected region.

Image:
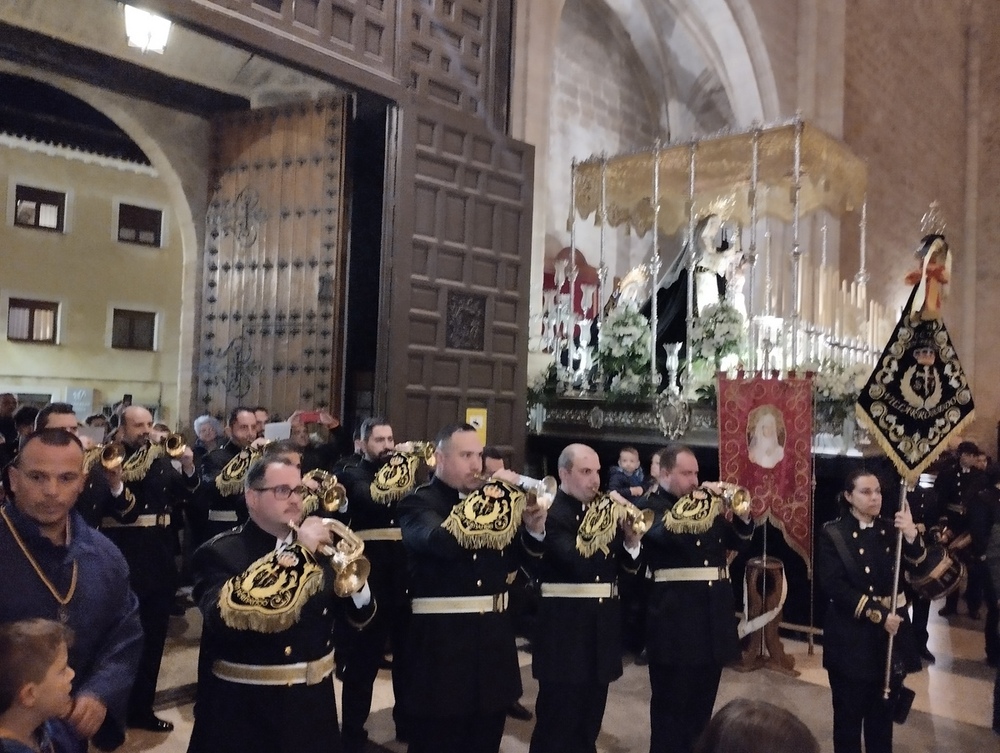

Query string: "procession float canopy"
[[572, 120, 868, 236]]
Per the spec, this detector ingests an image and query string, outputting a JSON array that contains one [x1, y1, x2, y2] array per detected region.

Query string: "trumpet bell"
[[631, 508, 655, 535], [333, 558, 371, 598], [164, 433, 187, 458], [101, 442, 126, 470]]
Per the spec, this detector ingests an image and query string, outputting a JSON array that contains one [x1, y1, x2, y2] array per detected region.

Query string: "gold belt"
[[101, 513, 171, 528], [653, 566, 729, 583], [540, 582, 617, 598], [357, 527, 402, 541], [411, 592, 508, 614], [212, 651, 335, 686], [207, 510, 239, 522]]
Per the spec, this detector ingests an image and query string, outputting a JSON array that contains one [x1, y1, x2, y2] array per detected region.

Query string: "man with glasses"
[[188, 456, 375, 753]]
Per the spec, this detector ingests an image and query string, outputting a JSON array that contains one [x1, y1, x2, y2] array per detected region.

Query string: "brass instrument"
[[302, 469, 347, 514], [159, 433, 187, 458], [608, 491, 655, 534], [289, 518, 371, 597], [717, 482, 752, 517], [471, 472, 558, 507], [84, 441, 126, 470], [396, 440, 437, 469]]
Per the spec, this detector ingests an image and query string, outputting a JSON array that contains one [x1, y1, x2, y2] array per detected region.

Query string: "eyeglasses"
[[250, 484, 308, 500]]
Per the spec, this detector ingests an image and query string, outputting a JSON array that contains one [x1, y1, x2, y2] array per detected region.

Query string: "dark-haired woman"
[[818, 469, 925, 753], [693, 698, 819, 753]]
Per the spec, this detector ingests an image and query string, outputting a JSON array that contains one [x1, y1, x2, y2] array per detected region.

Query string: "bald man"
[[527, 443, 643, 753]]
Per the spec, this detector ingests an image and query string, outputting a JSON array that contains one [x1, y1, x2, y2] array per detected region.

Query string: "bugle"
[[472, 472, 558, 508], [159, 433, 187, 458], [289, 517, 371, 597], [302, 469, 347, 514], [85, 441, 126, 470], [394, 440, 437, 468], [608, 491, 654, 534], [715, 482, 752, 518]]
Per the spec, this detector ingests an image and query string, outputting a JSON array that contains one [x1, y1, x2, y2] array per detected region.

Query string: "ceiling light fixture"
[[123, 5, 171, 54]]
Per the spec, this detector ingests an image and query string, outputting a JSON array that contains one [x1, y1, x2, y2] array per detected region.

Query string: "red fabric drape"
[[718, 375, 814, 573]]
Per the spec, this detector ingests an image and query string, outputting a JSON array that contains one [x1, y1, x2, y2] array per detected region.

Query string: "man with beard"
[[196, 407, 261, 544], [101, 405, 198, 733], [528, 443, 643, 753], [398, 424, 547, 753], [336, 417, 409, 751], [642, 445, 754, 753]]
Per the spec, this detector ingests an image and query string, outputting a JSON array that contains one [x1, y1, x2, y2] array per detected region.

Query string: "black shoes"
[[128, 714, 174, 732], [507, 700, 533, 721]]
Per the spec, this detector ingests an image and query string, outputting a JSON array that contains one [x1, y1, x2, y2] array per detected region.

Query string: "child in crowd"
[[608, 446, 645, 503], [0, 619, 78, 753]]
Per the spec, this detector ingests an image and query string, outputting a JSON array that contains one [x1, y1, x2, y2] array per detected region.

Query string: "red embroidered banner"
[[718, 374, 814, 572]]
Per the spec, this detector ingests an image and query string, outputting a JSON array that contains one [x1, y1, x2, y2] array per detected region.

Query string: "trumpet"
[[289, 518, 371, 597], [302, 469, 347, 514], [608, 491, 655, 535], [158, 433, 187, 458], [716, 482, 752, 517], [85, 441, 126, 470], [394, 440, 437, 468], [473, 472, 558, 508]]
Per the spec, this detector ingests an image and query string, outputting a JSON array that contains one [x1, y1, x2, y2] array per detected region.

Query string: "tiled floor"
[[120, 602, 999, 753]]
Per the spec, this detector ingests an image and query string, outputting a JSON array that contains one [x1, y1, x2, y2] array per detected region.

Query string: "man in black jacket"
[[398, 423, 546, 753], [188, 456, 375, 753], [337, 417, 410, 752], [528, 443, 642, 753], [642, 444, 753, 753], [101, 405, 198, 733], [196, 406, 259, 544]]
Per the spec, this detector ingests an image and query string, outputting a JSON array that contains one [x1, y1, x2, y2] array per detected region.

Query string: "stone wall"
[[546, 0, 662, 292]]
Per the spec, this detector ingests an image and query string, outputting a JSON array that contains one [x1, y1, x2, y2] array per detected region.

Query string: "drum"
[[906, 546, 965, 601]]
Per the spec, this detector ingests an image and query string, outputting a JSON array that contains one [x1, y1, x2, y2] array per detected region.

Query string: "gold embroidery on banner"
[[576, 494, 618, 557], [662, 489, 723, 534], [370, 453, 421, 504], [219, 544, 324, 633], [441, 479, 525, 550]]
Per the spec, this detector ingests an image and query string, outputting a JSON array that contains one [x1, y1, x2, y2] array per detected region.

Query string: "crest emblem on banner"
[[718, 375, 814, 571]]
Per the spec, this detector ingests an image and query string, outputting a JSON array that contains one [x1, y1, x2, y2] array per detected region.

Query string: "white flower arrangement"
[[597, 301, 652, 397], [689, 302, 747, 367], [804, 359, 873, 425]]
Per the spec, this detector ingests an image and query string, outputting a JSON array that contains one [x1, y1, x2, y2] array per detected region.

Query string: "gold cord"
[[1, 506, 78, 610]]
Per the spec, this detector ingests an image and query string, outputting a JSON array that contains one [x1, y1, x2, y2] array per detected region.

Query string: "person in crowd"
[[935, 441, 989, 617], [818, 468, 925, 753], [0, 619, 79, 753], [482, 445, 535, 723], [398, 424, 547, 753], [608, 446, 645, 503], [33, 403, 125, 529], [101, 406, 198, 733], [904, 473, 938, 663], [252, 406, 270, 438], [971, 463, 1000, 667], [196, 406, 261, 544], [287, 410, 341, 474], [13, 407, 39, 447], [187, 456, 375, 753], [191, 415, 222, 465], [332, 424, 364, 474], [84, 415, 109, 441], [642, 445, 754, 753], [692, 698, 819, 753], [336, 417, 411, 751], [981, 466, 1000, 733], [0, 393, 18, 470], [0, 429, 142, 752], [646, 449, 664, 494], [528, 443, 643, 753]]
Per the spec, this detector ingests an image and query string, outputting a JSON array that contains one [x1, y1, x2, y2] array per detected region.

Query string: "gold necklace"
[[1, 506, 78, 623]]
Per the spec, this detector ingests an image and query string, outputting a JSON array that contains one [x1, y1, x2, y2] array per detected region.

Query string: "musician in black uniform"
[[336, 417, 411, 752], [196, 406, 260, 544], [101, 405, 198, 732], [818, 468, 925, 753], [398, 423, 547, 753], [934, 441, 988, 617], [188, 456, 375, 753], [33, 403, 126, 529], [642, 445, 754, 753], [528, 443, 643, 753]]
